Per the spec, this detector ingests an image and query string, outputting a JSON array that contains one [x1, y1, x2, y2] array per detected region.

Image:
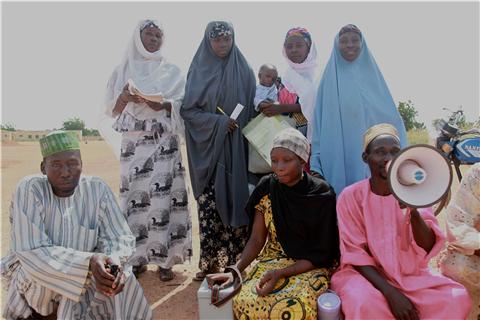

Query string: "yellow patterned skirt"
[[233, 258, 331, 320]]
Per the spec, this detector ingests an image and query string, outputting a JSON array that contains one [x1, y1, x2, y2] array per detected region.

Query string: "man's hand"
[[255, 270, 280, 296], [109, 264, 126, 296], [384, 286, 419, 320], [397, 201, 408, 210], [90, 254, 125, 297]]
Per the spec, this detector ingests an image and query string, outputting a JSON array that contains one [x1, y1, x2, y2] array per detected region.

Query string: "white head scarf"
[[282, 28, 318, 141], [272, 127, 310, 163], [100, 20, 185, 158]]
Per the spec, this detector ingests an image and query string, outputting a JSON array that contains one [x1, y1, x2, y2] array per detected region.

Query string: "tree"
[[62, 117, 85, 131], [61, 117, 99, 136], [397, 100, 425, 131], [82, 128, 100, 136], [0, 122, 15, 131]]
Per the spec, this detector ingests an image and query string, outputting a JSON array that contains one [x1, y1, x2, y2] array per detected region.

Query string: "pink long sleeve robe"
[[332, 179, 471, 319]]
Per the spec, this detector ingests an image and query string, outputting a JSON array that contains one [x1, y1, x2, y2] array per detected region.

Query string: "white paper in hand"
[[230, 103, 245, 120], [127, 79, 164, 103]]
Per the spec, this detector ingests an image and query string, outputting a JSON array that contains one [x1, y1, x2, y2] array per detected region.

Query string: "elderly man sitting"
[[1, 131, 152, 319]]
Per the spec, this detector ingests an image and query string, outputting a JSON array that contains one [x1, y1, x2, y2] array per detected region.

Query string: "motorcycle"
[[435, 108, 480, 181], [433, 108, 480, 214]]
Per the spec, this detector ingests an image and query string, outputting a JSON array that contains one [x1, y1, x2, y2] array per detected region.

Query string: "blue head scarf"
[[310, 26, 407, 197]]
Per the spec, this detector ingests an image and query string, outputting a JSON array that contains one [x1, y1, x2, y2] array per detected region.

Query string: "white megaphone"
[[387, 144, 452, 208]]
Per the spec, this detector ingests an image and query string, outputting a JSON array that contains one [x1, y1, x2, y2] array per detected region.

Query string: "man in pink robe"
[[331, 123, 471, 319]]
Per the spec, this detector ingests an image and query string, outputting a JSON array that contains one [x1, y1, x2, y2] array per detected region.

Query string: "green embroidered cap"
[[39, 131, 80, 158]]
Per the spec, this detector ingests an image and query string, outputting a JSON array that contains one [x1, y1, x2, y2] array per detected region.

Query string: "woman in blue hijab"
[[310, 24, 407, 196]]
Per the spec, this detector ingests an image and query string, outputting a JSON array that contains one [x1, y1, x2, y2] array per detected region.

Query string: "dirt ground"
[[1, 141, 202, 319], [0, 140, 476, 319]]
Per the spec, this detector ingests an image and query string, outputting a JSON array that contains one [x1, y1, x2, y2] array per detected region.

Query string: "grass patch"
[[407, 129, 430, 145]]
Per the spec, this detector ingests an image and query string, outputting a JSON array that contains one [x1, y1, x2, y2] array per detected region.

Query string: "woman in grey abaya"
[[180, 21, 256, 280]]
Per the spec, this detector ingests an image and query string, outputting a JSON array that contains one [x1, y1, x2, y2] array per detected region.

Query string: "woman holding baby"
[[257, 27, 318, 141]]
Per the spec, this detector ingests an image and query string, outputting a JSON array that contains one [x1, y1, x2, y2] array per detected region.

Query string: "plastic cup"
[[317, 291, 342, 320]]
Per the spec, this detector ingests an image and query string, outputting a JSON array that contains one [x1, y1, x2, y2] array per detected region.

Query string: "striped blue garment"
[[1, 175, 152, 319]]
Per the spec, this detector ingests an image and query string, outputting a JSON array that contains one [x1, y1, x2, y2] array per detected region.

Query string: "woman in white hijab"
[[257, 27, 318, 141], [103, 20, 191, 281]]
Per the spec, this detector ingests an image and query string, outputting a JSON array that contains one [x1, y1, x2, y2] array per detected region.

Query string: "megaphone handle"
[[433, 189, 451, 216]]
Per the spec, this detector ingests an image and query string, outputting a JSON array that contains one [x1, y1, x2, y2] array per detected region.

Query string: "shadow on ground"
[[138, 265, 202, 319]]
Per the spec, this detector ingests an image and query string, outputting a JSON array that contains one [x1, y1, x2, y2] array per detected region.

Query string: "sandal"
[[194, 264, 222, 281], [132, 265, 147, 277], [193, 271, 207, 281], [159, 267, 175, 281]]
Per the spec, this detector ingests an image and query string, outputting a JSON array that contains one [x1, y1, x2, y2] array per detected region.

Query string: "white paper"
[[230, 103, 245, 120], [127, 79, 164, 103], [242, 114, 293, 166]]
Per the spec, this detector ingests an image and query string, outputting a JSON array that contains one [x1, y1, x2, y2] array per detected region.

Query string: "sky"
[[1, 1, 479, 134]]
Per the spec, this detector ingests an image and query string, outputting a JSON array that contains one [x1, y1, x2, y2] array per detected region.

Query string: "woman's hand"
[[259, 102, 281, 117], [113, 84, 144, 115], [227, 118, 238, 133], [161, 101, 172, 112], [383, 286, 419, 320], [145, 100, 172, 112], [206, 272, 234, 289], [255, 270, 280, 296], [120, 84, 144, 104]]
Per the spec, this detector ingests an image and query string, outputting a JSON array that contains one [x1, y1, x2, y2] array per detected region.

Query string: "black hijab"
[[246, 173, 340, 267]]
